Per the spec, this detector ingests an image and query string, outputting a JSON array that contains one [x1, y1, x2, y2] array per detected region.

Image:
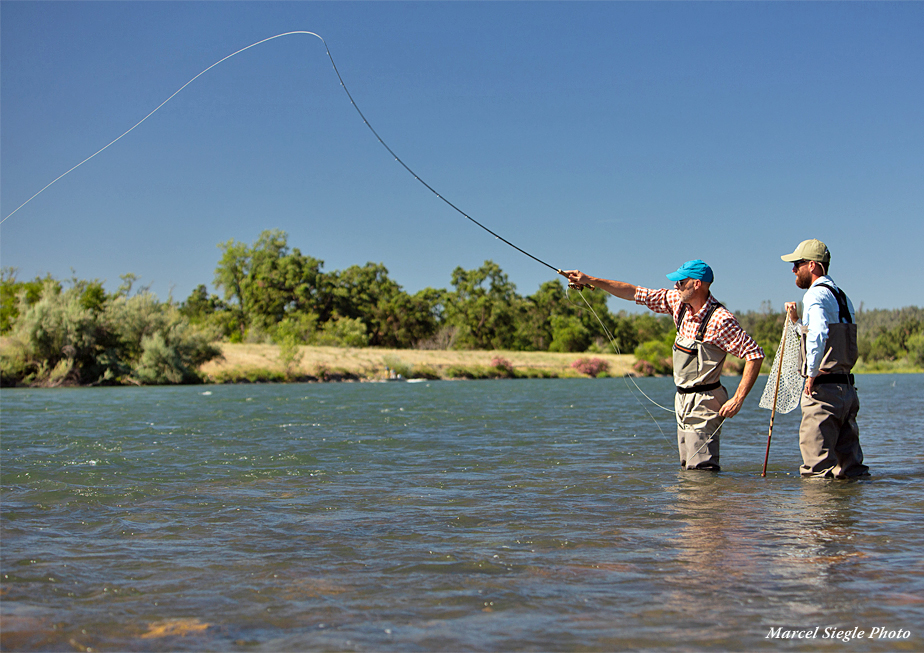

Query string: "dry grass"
[[199, 343, 636, 382]]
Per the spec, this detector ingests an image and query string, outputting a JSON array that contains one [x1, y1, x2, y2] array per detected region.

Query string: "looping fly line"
[[8, 31, 688, 443], [2, 31, 558, 278]]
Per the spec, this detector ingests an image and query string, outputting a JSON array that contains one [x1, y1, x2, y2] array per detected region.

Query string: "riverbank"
[[199, 344, 637, 383], [5, 338, 919, 387]]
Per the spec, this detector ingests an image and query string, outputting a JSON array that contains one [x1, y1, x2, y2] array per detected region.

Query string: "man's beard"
[[795, 269, 812, 289]]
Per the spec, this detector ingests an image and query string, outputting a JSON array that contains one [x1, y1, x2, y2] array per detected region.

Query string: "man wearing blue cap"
[[561, 261, 764, 471]]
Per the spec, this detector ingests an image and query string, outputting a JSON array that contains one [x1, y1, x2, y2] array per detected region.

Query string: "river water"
[[2, 374, 922, 651]]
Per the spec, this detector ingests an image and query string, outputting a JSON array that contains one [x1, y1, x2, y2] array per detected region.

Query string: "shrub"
[[5, 280, 113, 385], [133, 321, 222, 385], [633, 360, 658, 377], [312, 317, 369, 348], [1, 279, 220, 386], [633, 334, 674, 376], [571, 357, 609, 377], [490, 356, 515, 378], [906, 332, 924, 366]]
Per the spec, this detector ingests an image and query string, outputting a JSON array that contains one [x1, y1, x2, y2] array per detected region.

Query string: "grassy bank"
[[199, 344, 637, 383]]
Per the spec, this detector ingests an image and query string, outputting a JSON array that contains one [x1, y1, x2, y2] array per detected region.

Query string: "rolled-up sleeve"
[[714, 314, 765, 361], [634, 287, 678, 317]]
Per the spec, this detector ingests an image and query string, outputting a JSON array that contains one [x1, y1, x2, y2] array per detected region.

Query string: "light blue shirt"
[[799, 275, 856, 377]]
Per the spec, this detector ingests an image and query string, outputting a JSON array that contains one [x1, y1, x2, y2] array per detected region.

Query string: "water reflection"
[[789, 480, 865, 566], [661, 473, 769, 641], [662, 472, 904, 640]]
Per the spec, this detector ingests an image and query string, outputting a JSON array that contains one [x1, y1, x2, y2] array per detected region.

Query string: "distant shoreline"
[[199, 344, 638, 383], [199, 344, 922, 384], [4, 340, 918, 387]]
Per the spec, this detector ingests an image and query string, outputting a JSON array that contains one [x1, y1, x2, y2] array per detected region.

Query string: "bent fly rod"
[[2, 31, 582, 287]]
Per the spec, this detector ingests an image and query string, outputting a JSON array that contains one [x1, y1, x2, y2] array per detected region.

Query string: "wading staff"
[[761, 320, 790, 477]]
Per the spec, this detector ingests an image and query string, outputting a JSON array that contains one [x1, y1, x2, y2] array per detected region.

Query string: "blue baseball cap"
[[666, 259, 714, 283]]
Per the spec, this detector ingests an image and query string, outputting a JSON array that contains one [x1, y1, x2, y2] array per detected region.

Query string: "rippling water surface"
[[2, 375, 923, 651]]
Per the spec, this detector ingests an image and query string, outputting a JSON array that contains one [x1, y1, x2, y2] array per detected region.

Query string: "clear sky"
[[2, 1, 922, 314]]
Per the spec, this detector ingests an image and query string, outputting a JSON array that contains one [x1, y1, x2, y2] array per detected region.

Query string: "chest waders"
[[797, 283, 868, 478], [672, 302, 728, 471], [799, 283, 859, 381]]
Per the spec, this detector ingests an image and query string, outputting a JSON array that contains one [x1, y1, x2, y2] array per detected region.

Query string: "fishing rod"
[[3, 31, 561, 282]]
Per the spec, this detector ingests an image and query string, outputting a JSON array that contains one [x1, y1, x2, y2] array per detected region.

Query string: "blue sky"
[[2, 1, 922, 314]]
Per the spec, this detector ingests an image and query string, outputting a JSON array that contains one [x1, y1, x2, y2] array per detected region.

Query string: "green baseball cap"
[[781, 239, 830, 265]]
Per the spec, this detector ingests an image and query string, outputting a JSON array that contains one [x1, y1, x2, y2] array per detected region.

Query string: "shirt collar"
[[683, 293, 716, 319]]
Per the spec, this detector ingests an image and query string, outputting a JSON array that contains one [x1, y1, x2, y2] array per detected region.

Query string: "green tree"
[[327, 262, 425, 347], [549, 314, 591, 352], [516, 281, 566, 350], [630, 312, 672, 344], [214, 238, 252, 340], [444, 261, 522, 350], [3, 279, 110, 385], [180, 284, 224, 324], [567, 285, 621, 352], [213, 230, 328, 341], [865, 318, 923, 362], [1, 268, 59, 333]]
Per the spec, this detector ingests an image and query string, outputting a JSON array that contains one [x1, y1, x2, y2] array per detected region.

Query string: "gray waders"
[[673, 302, 727, 471], [798, 284, 868, 478]]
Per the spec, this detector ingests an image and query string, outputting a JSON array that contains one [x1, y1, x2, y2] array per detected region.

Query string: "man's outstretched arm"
[[559, 270, 637, 301]]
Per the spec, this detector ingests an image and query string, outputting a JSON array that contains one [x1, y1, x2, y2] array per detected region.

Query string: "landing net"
[[758, 320, 802, 415]]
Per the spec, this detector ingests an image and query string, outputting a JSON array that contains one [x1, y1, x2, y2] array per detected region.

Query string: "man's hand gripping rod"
[[558, 269, 595, 291]]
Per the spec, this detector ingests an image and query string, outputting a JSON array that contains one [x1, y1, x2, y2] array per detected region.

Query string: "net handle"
[[761, 319, 791, 477]]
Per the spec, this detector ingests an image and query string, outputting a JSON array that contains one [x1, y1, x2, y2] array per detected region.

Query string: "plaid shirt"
[[634, 287, 765, 361]]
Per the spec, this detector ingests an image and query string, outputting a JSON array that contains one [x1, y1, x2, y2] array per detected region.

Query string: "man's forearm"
[[735, 358, 763, 401], [560, 270, 637, 301], [718, 357, 764, 418], [588, 277, 637, 301]]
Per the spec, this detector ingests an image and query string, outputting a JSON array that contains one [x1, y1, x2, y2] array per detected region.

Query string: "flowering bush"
[[571, 357, 609, 377], [632, 360, 658, 377], [490, 356, 515, 378]]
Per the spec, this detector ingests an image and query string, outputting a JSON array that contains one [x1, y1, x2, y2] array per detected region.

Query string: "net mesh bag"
[[759, 321, 803, 415]]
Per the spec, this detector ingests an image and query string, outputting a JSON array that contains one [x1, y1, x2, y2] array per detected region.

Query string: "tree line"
[[2, 229, 921, 385], [190, 229, 671, 353]]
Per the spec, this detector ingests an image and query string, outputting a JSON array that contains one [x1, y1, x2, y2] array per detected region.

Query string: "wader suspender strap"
[[676, 301, 723, 341], [673, 300, 725, 394], [815, 283, 852, 324]]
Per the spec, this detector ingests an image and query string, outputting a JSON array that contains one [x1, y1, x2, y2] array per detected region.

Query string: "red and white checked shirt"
[[634, 287, 765, 361]]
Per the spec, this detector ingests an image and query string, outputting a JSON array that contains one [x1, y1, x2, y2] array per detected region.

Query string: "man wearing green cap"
[[781, 239, 869, 479], [561, 261, 764, 471]]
